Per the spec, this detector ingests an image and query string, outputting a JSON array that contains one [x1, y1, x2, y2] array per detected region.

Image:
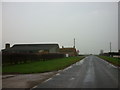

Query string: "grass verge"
[[2, 56, 85, 74], [97, 56, 120, 67]]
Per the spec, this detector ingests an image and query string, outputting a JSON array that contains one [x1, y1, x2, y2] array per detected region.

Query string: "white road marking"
[[44, 78, 52, 83], [70, 77, 75, 80], [63, 57, 86, 71], [58, 70, 62, 72], [75, 58, 85, 66], [31, 72, 61, 89], [109, 63, 118, 69], [63, 66, 72, 71], [32, 85, 38, 89], [56, 73, 60, 76], [100, 58, 118, 69]]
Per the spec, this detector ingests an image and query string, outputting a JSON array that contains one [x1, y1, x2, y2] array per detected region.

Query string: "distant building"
[[59, 46, 77, 57], [100, 51, 120, 58], [109, 52, 120, 57], [2, 43, 59, 54], [100, 52, 109, 56]]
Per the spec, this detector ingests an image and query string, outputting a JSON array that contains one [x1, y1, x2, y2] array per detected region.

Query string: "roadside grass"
[[2, 56, 85, 74], [98, 56, 120, 67]]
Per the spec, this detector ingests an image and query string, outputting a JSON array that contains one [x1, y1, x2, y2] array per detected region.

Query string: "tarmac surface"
[[33, 55, 120, 88], [2, 71, 57, 88]]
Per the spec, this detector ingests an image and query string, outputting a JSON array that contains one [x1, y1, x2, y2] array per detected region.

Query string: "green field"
[[2, 56, 85, 74], [98, 56, 120, 66]]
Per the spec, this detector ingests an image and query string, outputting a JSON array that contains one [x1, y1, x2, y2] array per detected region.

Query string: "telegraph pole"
[[110, 42, 112, 57], [74, 38, 75, 48], [110, 42, 111, 53]]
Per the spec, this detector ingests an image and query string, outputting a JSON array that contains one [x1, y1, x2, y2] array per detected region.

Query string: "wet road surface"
[[33, 55, 119, 88]]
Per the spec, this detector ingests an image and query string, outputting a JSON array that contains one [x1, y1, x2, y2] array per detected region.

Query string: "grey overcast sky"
[[2, 2, 118, 54]]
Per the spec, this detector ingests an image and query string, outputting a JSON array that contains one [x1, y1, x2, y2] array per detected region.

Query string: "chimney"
[[5, 43, 10, 49]]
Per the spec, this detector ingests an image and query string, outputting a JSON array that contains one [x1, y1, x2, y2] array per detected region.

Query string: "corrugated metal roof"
[[2, 44, 59, 51]]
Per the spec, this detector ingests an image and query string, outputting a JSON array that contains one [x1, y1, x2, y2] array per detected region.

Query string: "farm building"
[[109, 51, 120, 57], [100, 51, 120, 58], [2, 43, 59, 54], [59, 46, 77, 57]]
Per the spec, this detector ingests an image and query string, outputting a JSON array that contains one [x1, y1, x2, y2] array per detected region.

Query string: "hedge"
[[2, 53, 65, 65]]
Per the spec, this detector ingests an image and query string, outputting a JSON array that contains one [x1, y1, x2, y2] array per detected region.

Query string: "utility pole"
[[74, 38, 75, 48], [110, 42, 112, 57], [110, 42, 111, 53]]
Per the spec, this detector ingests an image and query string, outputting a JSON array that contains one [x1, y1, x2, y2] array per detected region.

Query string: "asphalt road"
[[33, 55, 119, 88]]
